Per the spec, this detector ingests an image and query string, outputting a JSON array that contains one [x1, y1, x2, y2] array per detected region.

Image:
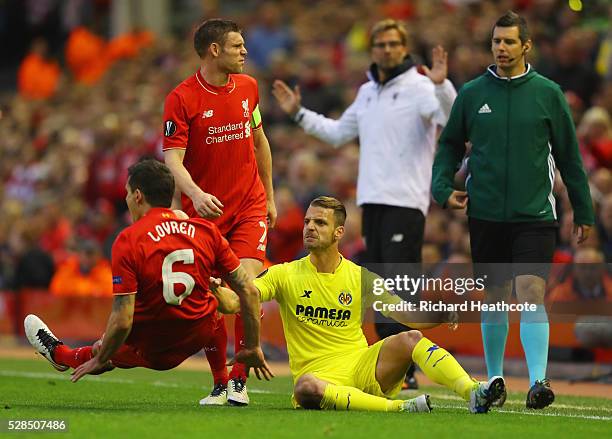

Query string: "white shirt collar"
[[487, 63, 532, 80]]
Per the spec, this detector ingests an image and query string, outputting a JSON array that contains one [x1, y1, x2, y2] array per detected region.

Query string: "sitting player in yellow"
[[214, 196, 504, 413]]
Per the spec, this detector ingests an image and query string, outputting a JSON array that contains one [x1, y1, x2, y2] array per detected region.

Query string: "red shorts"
[[225, 214, 268, 262], [110, 315, 217, 370]]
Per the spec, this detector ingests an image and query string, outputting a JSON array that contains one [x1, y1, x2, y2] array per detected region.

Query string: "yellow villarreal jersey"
[[254, 255, 394, 380]]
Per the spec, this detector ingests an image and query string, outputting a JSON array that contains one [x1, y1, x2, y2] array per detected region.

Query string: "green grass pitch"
[[1, 357, 611, 438]]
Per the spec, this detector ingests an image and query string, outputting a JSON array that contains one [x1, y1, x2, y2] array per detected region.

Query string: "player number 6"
[[161, 249, 196, 305]]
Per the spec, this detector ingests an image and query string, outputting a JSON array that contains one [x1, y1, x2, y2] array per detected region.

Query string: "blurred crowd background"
[[0, 0, 610, 305]]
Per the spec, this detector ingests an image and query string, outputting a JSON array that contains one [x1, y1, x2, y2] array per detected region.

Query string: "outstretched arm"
[[71, 294, 135, 382], [271, 80, 301, 118], [272, 79, 359, 147], [224, 265, 273, 380], [421, 45, 457, 125], [224, 266, 261, 349]]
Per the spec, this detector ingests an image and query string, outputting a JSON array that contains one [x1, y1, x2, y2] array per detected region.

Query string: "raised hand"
[[421, 45, 448, 85], [272, 80, 302, 118]]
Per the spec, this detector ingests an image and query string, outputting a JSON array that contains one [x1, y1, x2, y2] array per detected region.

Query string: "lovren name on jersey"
[[147, 220, 196, 242]]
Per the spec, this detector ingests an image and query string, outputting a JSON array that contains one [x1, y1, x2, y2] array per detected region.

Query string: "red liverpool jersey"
[[111, 207, 240, 322], [162, 71, 267, 233]]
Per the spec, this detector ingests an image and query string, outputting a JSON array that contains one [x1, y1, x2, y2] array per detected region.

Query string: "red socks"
[[229, 313, 247, 381], [206, 310, 265, 383], [53, 345, 93, 369], [205, 315, 229, 385], [229, 310, 264, 381]]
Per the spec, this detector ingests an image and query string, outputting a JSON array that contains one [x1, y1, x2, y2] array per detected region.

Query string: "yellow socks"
[[320, 384, 404, 412], [318, 336, 478, 411], [412, 337, 475, 401]]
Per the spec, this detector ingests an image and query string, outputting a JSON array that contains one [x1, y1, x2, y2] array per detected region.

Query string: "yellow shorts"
[[292, 340, 403, 407]]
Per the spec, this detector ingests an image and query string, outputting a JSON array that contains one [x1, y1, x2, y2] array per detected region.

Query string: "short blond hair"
[[369, 19, 408, 49]]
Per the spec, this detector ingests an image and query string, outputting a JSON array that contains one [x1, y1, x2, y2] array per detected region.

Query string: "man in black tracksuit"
[[432, 11, 594, 410]]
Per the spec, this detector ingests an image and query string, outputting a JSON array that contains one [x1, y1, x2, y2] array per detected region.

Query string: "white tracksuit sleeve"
[[432, 79, 457, 127], [296, 100, 359, 148]]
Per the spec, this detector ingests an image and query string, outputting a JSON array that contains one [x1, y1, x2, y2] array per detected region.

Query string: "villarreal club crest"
[[338, 291, 353, 307]]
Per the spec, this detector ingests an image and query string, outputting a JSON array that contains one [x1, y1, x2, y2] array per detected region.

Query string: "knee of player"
[[401, 330, 423, 351], [294, 374, 325, 409], [515, 275, 546, 303]]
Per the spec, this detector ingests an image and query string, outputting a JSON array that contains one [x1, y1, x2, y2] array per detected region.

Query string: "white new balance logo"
[[478, 103, 492, 114]]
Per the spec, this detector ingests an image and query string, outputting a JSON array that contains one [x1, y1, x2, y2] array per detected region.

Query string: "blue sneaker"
[[469, 376, 505, 414]]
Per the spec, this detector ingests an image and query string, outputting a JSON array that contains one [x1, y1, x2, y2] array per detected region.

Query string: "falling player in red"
[[164, 18, 276, 406], [24, 159, 273, 391]]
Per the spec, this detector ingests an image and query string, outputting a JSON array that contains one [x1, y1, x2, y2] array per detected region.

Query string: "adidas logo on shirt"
[[478, 103, 492, 114]]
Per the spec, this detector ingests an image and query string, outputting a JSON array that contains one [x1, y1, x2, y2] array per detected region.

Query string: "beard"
[[223, 63, 242, 74], [219, 52, 244, 74], [303, 234, 337, 251]]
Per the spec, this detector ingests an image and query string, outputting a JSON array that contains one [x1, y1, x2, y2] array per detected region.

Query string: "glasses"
[[372, 41, 404, 49]]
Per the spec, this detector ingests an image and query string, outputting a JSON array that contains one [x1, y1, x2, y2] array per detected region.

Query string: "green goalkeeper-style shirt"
[[431, 64, 594, 225]]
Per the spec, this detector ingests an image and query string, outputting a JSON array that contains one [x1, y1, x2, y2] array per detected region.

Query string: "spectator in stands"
[[267, 186, 304, 263], [548, 247, 612, 302], [13, 222, 55, 291], [49, 239, 112, 297], [17, 38, 60, 100], [107, 28, 154, 62], [577, 107, 612, 171], [541, 29, 601, 106], [574, 316, 612, 350], [38, 200, 73, 265], [246, 2, 294, 71], [548, 247, 612, 353], [65, 26, 110, 85], [286, 150, 326, 212], [591, 169, 612, 199]]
